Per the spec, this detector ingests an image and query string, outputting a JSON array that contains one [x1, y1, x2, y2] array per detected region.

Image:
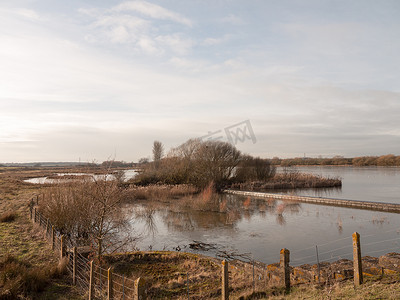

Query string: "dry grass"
[[230, 172, 342, 190], [104, 251, 275, 299], [267, 275, 400, 299], [0, 211, 17, 223], [125, 184, 199, 202], [0, 254, 72, 299], [0, 167, 84, 300]]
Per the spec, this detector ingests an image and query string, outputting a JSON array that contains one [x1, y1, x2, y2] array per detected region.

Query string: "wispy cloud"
[[90, 14, 149, 43], [202, 34, 232, 46], [0, 7, 41, 21], [220, 14, 244, 25], [156, 34, 194, 55], [79, 1, 194, 56], [112, 1, 192, 26]]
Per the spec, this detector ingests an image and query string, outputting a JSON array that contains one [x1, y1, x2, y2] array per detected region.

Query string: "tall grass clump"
[[0, 211, 17, 223], [0, 255, 65, 299], [193, 182, 222, 211], [126, 184, 199, 201]]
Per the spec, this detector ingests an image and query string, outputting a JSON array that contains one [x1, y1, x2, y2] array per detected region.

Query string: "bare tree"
[[138, 139, 242, 189], [152, 140, 164, 162], [87, 175, 133, 260], [138, 157, 149, 164], [40, 175, 135, 261], [235, 155, 276, 181], [192, 140, 242, 189]]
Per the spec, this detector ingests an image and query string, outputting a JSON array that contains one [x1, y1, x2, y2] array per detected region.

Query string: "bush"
[[0, 212, 17, 223], [39, 177, 134, 260], [235, 156, 276, 182], [136, 139, 242, 190], [0, 255, 55, 299]]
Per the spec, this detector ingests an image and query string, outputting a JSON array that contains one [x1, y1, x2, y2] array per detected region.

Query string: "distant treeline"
[[0, 161, 137, 168], [101, 160, 136, 168], [272, 154, 400, 167]]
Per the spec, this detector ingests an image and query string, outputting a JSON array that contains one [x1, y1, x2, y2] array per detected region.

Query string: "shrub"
[[0, 212, 17, 223], [0, 255, 55, 299], [39, 177, 134, 260], [235, 155, 276, 182], [137, 139, 242, 189]]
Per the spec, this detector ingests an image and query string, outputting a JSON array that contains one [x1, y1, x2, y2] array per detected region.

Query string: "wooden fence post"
[[222, 260, 229, 300], [108, 267, 113, 300], [352, 232, 363, 286], [89, 261, 94, 300], [51, 226, 55, 250], [280, 248, 290, 291], [134, 277, 145, 300], [73, 247, 77, 285], [33, 207, 37, 223], [60, 235, 65, 259]]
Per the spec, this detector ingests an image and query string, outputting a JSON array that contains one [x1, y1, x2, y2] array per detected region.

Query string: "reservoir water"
[[132, 166, 400, 265], [279, 166, 400, 203]]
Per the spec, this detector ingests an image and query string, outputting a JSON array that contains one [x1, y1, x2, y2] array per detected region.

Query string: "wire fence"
[[28, 196, 400, 299], [289, 227, 400, 268], [29, 199, 142, 300]]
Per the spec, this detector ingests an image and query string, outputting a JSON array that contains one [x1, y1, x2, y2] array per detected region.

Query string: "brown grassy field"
[[0, 167, 84, 299]]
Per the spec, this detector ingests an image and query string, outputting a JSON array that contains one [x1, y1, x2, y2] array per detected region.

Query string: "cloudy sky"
[[1, 0, 400, 163]]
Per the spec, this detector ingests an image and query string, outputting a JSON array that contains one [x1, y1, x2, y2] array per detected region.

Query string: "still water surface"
[[133, 166, 400, 265], [24, 169, 138, 184], [280, 166, 400, 203]]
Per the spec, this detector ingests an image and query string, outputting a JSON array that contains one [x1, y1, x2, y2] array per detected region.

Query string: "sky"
[[1, 0, 400, 163]]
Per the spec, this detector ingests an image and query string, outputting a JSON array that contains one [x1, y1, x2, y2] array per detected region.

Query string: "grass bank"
[[229, 172, 341, 191], [0, 167, 84, 299], [268, 275, 400, 299]]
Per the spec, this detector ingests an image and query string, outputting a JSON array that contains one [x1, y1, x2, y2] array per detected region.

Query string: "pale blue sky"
[[1, 0, 399, 162]]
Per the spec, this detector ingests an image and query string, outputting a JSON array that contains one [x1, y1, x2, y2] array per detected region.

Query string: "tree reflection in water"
[[139, 194, 302, 234]]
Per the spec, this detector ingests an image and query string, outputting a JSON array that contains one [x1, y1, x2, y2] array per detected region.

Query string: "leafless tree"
[[138, 157, 149, 164], [191, 140, 242, 189], [235, 155, 276, 181], [138, 139, 243, 189], [152, 140, 164, 162], [40, 175, 136, 261]]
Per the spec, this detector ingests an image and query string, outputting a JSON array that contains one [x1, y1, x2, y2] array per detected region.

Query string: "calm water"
[[24, 169, 138, 184], [133, 166, 400, 265], [279, 166, 400, 203]]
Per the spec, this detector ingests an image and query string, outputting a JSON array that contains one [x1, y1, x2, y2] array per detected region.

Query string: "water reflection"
[[24, 169, 138, 184], [149, 195, 303, 233], [277, 186, 343, 198], [132, 193, 400, 265]]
